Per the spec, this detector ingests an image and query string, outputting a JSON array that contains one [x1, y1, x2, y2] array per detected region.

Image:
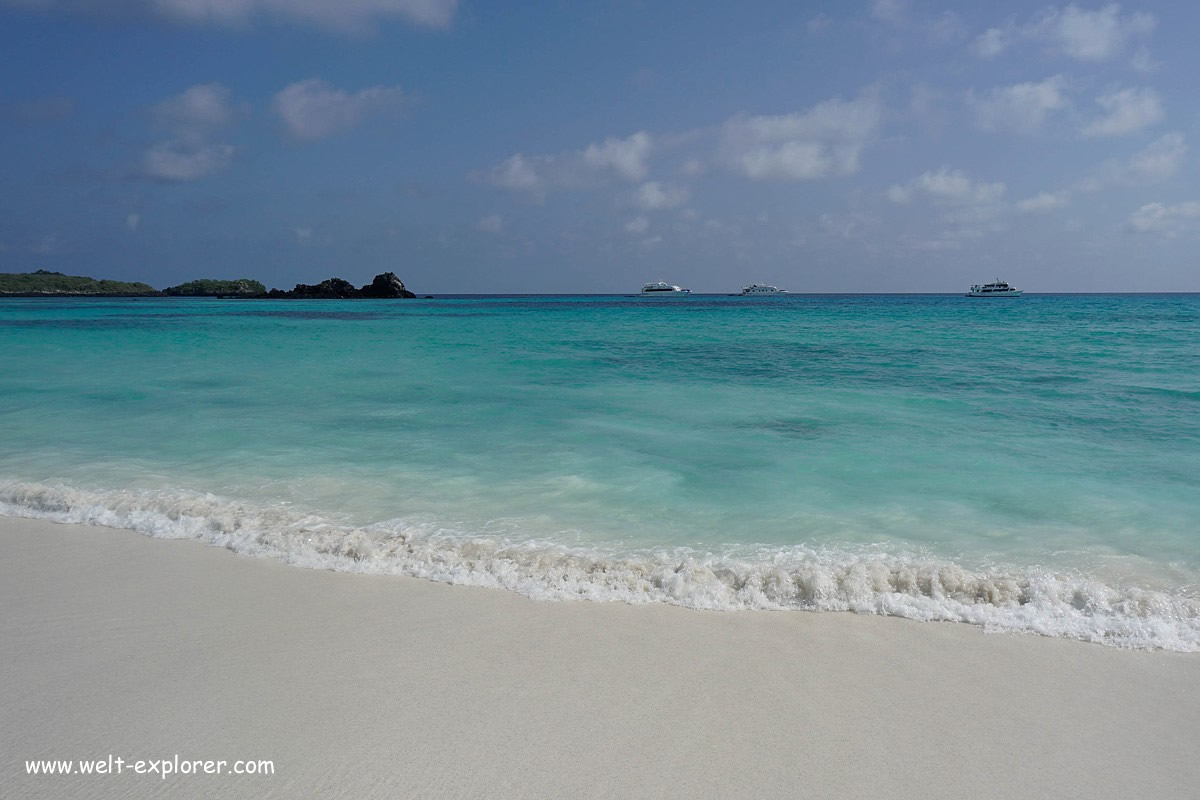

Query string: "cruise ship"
[[640, 281, 691, 296], [740, 284, 787, 295], [967, 279, 1022, 297]]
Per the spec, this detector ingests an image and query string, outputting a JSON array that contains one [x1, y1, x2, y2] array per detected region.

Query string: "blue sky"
[[1, 0, 1198, 292]]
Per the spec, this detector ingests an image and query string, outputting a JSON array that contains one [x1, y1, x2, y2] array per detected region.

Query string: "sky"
[[1, 0, 1198, 293]]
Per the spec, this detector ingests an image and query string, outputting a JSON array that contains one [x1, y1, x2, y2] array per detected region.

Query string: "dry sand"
[[2, 515, 1198, 799]]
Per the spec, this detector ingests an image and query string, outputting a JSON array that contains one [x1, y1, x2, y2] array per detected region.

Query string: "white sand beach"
[[3, 515, 1198, 800]]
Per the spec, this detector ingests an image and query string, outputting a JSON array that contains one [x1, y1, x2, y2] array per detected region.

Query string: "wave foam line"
[[2, 480, 1198, 652]]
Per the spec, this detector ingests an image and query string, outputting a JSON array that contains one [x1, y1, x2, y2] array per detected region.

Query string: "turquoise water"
[[2, 294, 1198, 649]]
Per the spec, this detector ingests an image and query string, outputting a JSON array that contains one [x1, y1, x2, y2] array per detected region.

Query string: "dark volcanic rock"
[[257, 273, 417, 299], [360, 272, 416, 298], [287, 278, 361, 299]]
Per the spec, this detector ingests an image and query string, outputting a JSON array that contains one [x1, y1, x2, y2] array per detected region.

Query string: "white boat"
[[640, 281, 691, 296], [967, 279, 1022, 297], [740, 284, 788, 295]]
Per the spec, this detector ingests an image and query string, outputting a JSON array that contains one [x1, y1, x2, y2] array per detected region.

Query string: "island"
[[0, 270, 159, 296], [0, 271, 417, 299], [264, 272, 415, 299], [163, 278, 266, 297]]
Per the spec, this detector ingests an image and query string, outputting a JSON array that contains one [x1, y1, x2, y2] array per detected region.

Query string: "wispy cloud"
[[972, 3, 1155, 63], [870, 0, 906, 26], [271, 78, 407, 141], [583, 132, 654, 181], [720, 94, 881, 180], [1080, 87, 1164, 137], [484, 131, 653, 201], [142, 83, 239, 181], [624, 215, 649, 234], [484, 90, 882, 206], [476, 214, 503, 233], [633, 181, 689, 211], [1016, 192, 1069, 213], [1127, 201, 1200, 236], [968, 75, 1069, 135], [889, 167, 1006, 206], [1080, 131, 1187, 189], [0, 0, 459, 33]]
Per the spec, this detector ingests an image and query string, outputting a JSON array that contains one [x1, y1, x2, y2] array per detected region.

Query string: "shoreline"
[[3, 515, 1198, 799], [3, 480, 1198, 652]]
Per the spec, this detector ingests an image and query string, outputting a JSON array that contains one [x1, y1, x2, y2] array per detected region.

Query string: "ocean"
[[2, 293, 1198, 650]]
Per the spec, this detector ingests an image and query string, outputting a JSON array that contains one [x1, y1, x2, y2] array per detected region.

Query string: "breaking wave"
[[2, 480, 1198, 652]]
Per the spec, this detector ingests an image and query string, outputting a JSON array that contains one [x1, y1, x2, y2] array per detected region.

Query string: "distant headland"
[[0, 270, 417, 299]]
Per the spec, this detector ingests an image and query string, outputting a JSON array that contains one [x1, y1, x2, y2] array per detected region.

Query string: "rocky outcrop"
[[263, 273, 416, 299], [280, 278, 360, 299], [360, 272, 416, 298]]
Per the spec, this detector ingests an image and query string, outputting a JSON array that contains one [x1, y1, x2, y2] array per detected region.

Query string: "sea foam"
[[2, 480, 1198, 652]]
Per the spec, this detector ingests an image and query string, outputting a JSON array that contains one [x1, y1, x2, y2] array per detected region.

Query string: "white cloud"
[[143, 141, 234, 181], [295, 226, 312, 243], [871, 0, 906, 25], [968, 75, 1068, 134], [486, 131, 652, 199], [487, 154, 547, 195], [1126, 132, 1186, 180], [1081, 87, 1163, 137], [1052, 3, 1154, 61], [926, 10, 966, 43], [870, 1, 963, 44], [126, 213, 140, 231], [892, 167, 1006, 205], [477, 214, 503, 233], [722, 94, 881, 180], [583, 131, 653, 181], [625, 215, 649, 234], [152, 82, 234, 135], [972, 26, 1009, 57], [272, 78, 406, 141], [1082, 132, 1187, 190], [2, 0, 458, 33], [634, 181, 689, 210], [972, 4, 1155, 62], [485, 92, 879, 200], [890, 169, 1008, 241], [142, 83, 238, 181], [1016, 192, 1069, 213], [483, 152, 593, 202], [887, 184, 912, 204], [1127, 201, 1200, 236]]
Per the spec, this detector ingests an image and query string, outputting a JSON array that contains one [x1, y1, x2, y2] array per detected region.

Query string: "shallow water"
[[2, 294, 1198, 649]]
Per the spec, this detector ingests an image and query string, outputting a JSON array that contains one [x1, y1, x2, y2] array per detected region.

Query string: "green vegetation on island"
[[162, 278, 267, 296], [0, 270, 159, 296], [0, 270, 418, 299]]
